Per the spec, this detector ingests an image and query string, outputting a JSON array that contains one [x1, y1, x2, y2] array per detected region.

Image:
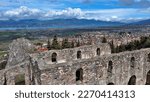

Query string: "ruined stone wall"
[[38, 48, 150, 85], [4, 58, 42, 85], [31, 43, 111, 70], [0, 69, 5, 85], [0, 60, 7, 85], [4, 61, 30, 85], [5, 38, 35, 69], [2, 46, 150, 85], [1, 38, 150, 85]]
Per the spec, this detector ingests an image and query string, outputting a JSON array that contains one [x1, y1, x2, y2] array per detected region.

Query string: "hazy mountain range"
[[0, 18, 150, 29]]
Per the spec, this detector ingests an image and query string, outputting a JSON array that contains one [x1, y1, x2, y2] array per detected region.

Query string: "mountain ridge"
[[130, 19, 150, 25], [1, 18, 150, 29], [0, 18, 125, 29]]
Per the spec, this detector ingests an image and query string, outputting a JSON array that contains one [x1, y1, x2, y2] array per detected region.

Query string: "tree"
[[62, 38, 70, 49], [47, 39, 51, 50], [88, 36, 92, 45], [71, 41, 75, 48], [113, 36, 150, 53], [76, 40, 80, 47], [51, 35, 60, 49], [102, 37, 107, 43], [109, 40, 115, 53], [115, 46, 120, 53], [35, 42, 42, 47], [119, 44, 126, 52], [143, 39, 150, 48], [140, 36, 147, 48]]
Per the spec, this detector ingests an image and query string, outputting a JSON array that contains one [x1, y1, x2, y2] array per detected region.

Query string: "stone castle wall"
[[38, 48, 150, 85], [0, 38, 150, 85], [31, 43, 111, 69]]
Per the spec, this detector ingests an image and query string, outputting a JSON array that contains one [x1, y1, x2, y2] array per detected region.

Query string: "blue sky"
[[0, 0, 150, 22]]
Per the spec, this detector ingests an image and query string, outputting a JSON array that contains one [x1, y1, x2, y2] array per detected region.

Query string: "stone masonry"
[[0, 38, 150, 85]]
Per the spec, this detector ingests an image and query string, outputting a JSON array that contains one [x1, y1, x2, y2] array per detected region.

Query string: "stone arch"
[[51, 52, 57, 62], [147, 53, 150, 62], [107, 82, 114, 85], [77, 51, 82, 59], [0, 60, 7, 70], [15, 74, 25, 85], [128, 75, 136, 85], [146, 70, 150, 85], [107, 61, 113, 77], [96, 48, 100, 56], [76, 68, 83, 81], [130, 57, 135, 68]]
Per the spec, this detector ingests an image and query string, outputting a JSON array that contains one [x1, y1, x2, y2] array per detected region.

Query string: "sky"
[[0, 0, 150, 22]]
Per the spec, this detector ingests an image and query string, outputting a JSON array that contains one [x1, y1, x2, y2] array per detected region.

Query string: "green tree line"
[[47, 35, 76, 50], [110, 36, 150, 53]]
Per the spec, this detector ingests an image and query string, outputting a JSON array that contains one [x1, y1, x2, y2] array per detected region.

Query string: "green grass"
[[0, 31, 17, 35], [0, 51, 8, 57], [15, 74, 25, 85]]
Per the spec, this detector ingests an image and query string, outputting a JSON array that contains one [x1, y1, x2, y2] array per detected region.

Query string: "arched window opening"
[[147, 54, 150, 62], [96, 48, 100, 56], [108, 61, 113, 77], [15, 74, 25, 85], [77, 51, 81, 59], [76, 68, 83, 81], [130, 57, 135, 68], [0, 60, 7, 70], [52, 52, 57, 62], [146, 70, 150, 85], [3, 74, 7, 85], [107, 82, 114, 85], [128, 75, 136, 85]]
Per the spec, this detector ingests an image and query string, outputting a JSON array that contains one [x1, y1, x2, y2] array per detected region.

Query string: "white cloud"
[[83, 8, 138, 21], [0, 6, 150, 22], [138, 7, 150, 13], [0, 6, 85, 20], [44, 8, 85, 19], [2, 6, 42, 19]]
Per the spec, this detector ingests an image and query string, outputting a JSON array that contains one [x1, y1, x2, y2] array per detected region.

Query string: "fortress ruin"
[[0, 38, 150, 85]]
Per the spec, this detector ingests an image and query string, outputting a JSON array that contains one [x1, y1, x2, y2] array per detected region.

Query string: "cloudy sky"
[[0, 0, 150, 22]]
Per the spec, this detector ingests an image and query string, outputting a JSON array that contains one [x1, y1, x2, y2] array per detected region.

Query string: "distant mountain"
[[0, 18, 124, 29], [129, 19, 150, 26]]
